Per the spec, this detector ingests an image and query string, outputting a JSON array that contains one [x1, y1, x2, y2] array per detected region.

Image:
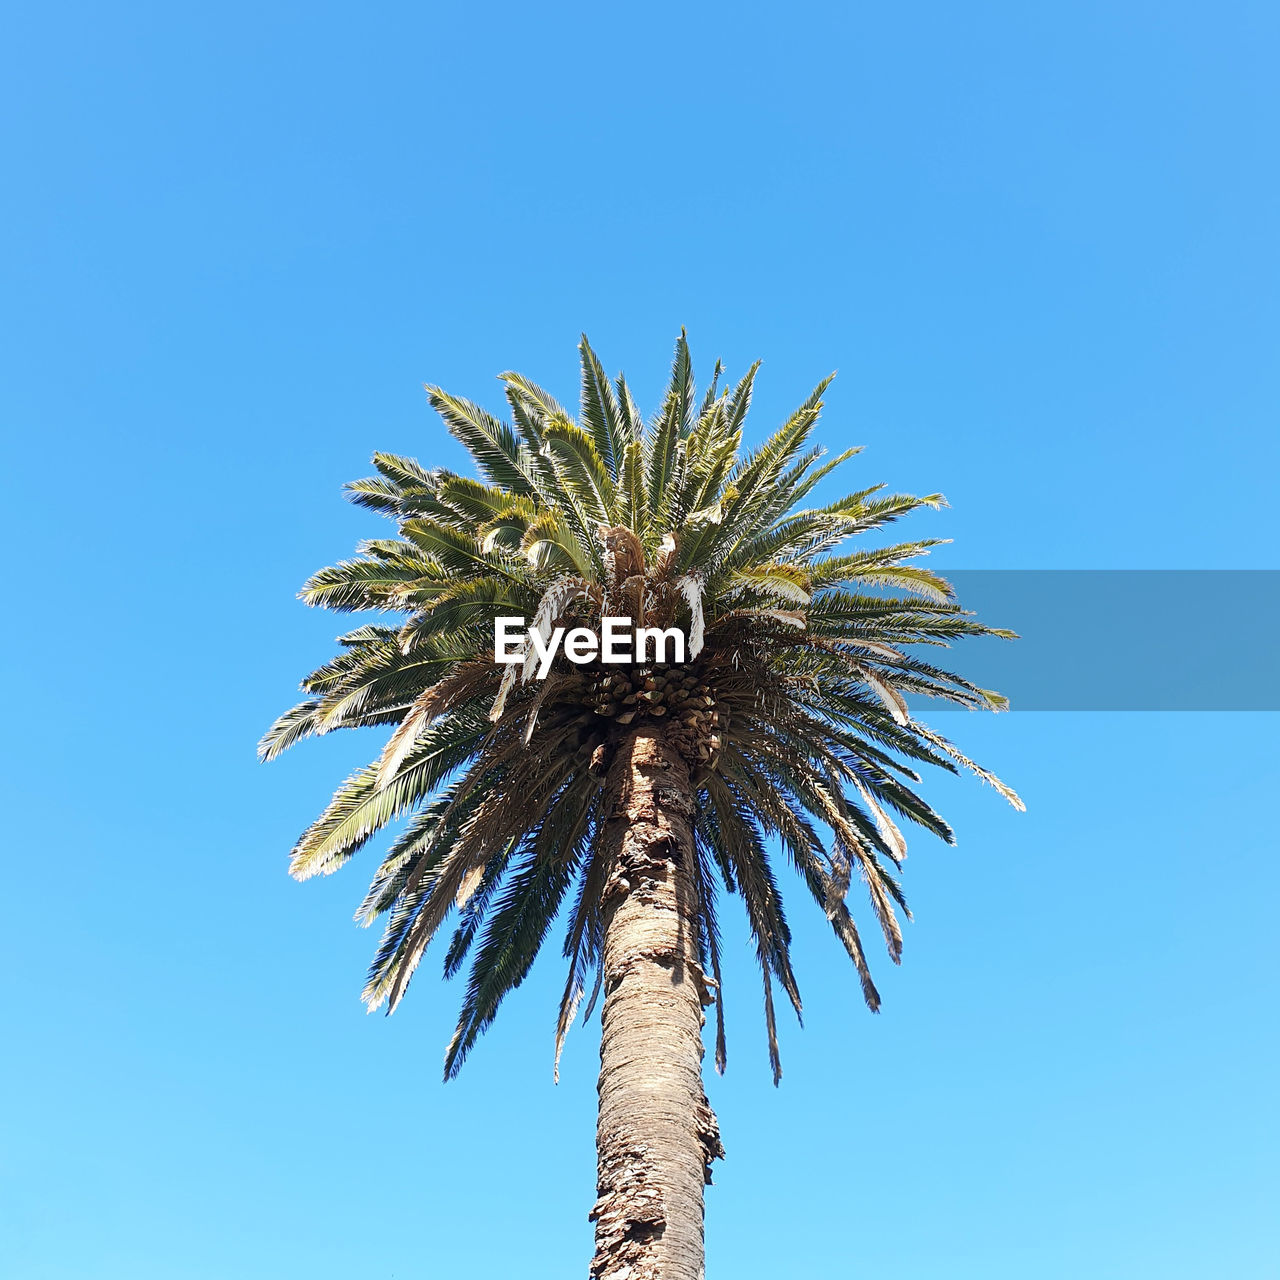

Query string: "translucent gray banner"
[[922, 571, 1280, 711]]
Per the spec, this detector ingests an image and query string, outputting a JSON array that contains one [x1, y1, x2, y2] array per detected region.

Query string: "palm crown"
[[261, 333, 1021, 1083]]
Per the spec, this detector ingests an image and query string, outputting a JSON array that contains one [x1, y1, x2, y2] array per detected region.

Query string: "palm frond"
[[263, 333, 1019, 1079]]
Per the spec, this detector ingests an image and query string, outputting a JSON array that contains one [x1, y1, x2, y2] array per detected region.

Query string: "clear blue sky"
[[2, 3, 1277, 1277]]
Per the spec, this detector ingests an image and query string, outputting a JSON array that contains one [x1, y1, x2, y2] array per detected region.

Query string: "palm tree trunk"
[[591, 729, 724, 1280]]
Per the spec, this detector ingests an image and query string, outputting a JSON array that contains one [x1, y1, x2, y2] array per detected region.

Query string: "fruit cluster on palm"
[[261, 334, 1020, 1280]]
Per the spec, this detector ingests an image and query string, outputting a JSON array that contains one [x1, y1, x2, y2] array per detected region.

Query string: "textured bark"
[[590, 729, 724, 1280]]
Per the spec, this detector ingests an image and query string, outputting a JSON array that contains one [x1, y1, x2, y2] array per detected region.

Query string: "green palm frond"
[[263, 334, 1020, 1081]]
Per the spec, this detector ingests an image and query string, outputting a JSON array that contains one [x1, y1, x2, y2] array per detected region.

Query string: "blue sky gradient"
[[2, 3, 1277, 1277]]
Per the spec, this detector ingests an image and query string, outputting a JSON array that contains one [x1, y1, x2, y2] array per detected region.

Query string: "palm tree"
[[261, 334, 1021, 1280]]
